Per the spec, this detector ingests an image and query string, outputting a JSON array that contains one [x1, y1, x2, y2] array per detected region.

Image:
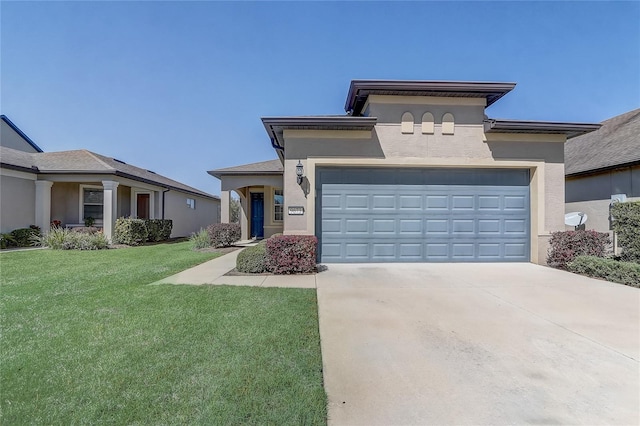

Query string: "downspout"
[[161, 188, 170, 219]]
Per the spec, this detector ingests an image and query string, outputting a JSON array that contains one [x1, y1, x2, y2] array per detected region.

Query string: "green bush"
[[8, 226, 42, 248], [568, 256, 640, 288], [0, 233, 17, 249], [610, 201, 640, 263], [189, 228, 211, 250], [113, 218, 148, 246], [236, 244, 268, 273], [207, 223, 241, 248], [146, 219, 173, 241], [35, 227, 109, 250], [547, 230, 610, 270]]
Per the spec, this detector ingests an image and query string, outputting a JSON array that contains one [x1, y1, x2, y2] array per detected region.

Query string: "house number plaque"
[[288, 206, 305, 215]]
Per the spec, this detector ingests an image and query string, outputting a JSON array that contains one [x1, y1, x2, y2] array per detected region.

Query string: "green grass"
[[0, 243, 326, 425]]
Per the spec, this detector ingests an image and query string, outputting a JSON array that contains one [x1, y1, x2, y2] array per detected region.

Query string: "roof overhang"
[[345, 80, 517, 116], [262, 116, 378, 159], [484, 119, 601, 139], [207, 170, 283, 179]]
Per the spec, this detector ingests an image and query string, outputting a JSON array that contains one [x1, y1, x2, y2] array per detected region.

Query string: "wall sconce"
[[296, 160, 304, 185]]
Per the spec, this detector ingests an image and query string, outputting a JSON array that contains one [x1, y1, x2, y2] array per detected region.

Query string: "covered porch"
[[209, 160, 284, 240], [35, 175, 168, 241]]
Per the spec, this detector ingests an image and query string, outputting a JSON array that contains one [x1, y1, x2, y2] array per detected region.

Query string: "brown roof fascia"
[[207, 170, 283, 179], [565, 160, 640, 178], [485, 119, 601, 138], [345, 80, 517, 115]]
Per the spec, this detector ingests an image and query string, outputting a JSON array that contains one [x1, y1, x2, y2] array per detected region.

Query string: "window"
[[187, 198, 196, 209], [81, 186, 104, 222], [274, 189, 284, 221]]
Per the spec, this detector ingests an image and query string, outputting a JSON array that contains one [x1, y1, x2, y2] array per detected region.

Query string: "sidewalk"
[[152, 247, 316, 288]]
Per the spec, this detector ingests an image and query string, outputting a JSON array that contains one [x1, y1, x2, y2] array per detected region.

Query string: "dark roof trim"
[[1, 115, 44, 152], [207, 170, 283, 179], [0, 162, 39, 174], [262, 116, 377, 158], [485, 119, 601, 138], [565, 160, 640, 178], [345, 80, 517, 115]]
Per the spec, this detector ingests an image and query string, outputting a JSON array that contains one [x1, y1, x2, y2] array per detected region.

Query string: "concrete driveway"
[[316, 263, 639, 425]]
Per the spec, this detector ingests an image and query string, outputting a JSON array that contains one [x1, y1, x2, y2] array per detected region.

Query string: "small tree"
[[230, 198, 241, 223]]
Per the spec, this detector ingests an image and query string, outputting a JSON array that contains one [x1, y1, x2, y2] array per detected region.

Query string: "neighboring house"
[[565, 109, 640, 232], [0, 115, 220, 240], [210, 79, 599, 264]]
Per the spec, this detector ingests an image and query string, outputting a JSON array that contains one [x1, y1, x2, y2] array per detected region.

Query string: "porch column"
[[102, 180, 119, 242], [35, 180, 53, 233], [220, 190, 230, 223], [238, 191, 249, 241]]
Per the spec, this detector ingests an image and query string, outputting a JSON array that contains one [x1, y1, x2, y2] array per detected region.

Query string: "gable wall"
[[0, 120, 40, 153]]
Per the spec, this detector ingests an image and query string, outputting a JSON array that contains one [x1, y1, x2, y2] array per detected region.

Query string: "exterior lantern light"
[[296, 160, 304, 185]]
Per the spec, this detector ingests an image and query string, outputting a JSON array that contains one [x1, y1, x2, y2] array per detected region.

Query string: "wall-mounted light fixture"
[[296, 160, 304, 185]]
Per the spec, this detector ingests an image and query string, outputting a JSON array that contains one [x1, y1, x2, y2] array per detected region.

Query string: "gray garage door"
[[317, 168, 530, 263]]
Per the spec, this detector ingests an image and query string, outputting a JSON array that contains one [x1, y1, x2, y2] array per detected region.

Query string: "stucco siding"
[[163, 191, 219, 237], [51, 182, 81, 225], [0, 174, 36, 232]]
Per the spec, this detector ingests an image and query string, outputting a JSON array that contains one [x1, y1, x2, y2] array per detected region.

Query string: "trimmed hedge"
[[547, 230, 610, 270], [113, 218, 173, 246], [266, 235, 317, 274], [207, 223, 241, 248], [236, 244, 268, 273], [610, 201, 640, 263], [114, 218, 148, 246], [568, 256, 640, 288], [146, 219, 173, 242]]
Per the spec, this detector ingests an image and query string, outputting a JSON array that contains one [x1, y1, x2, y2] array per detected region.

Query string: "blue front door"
[[250, 193, 264, 239]]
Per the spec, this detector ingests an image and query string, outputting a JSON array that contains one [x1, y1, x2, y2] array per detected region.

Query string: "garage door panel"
[[318, 168, 530, 262]]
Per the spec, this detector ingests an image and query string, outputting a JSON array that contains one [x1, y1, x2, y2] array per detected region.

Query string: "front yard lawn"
[[0, 243, 326, 424]]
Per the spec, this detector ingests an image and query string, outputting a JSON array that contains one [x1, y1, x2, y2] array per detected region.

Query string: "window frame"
[[273, 188, 284, 222], [79, 184, 104, 224]]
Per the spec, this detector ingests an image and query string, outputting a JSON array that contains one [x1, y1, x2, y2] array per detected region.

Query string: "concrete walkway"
[[151, 247, 316, 288]]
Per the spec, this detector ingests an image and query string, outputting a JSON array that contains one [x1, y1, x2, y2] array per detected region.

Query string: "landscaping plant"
[[568, 255, 640, 287], [207, 223, 241, 247], [189, 228, 211, 250], [236, 243, 268, 273], [35, 227, 109, 250], [266, 235, 317, 274], [547, 230, 610, 270], [610, 201, 640, 263]]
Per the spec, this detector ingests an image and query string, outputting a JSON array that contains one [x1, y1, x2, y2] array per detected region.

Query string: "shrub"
[[610, 201, 640, 263], [113, 218, 148, 246], [207, 223, 241, 248], [547, 230, 610, 270], [265, 235, 317, 274], [71, 226, 100, 234], [35, 227, 109, 250], [236, 244, 268, 273], [0, 233, 16, 249], [7, 226, 41, 248], [568, 256, 640, 288], [146, 219, 173, 242], [189, 228, 211, 250]]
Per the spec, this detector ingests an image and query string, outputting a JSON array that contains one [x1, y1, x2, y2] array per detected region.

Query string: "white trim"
[[0, 168, 37, 180], [79, 184, 104, 224], [273, 188, 284, 222], [131, 189, 155, 219]]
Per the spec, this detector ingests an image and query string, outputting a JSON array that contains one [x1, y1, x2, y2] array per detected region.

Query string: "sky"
[[1, 1, 639, 196]]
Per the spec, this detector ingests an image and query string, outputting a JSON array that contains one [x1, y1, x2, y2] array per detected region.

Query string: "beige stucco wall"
[[0, 170, 36, 232], [281, 98, 567, 264], [163, 191, 220, 237], [51, 182, 81, 225], [0, 120, 40, 153]]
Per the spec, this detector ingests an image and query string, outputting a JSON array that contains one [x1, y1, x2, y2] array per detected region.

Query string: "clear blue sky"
[[2, 1, 639, 195]]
